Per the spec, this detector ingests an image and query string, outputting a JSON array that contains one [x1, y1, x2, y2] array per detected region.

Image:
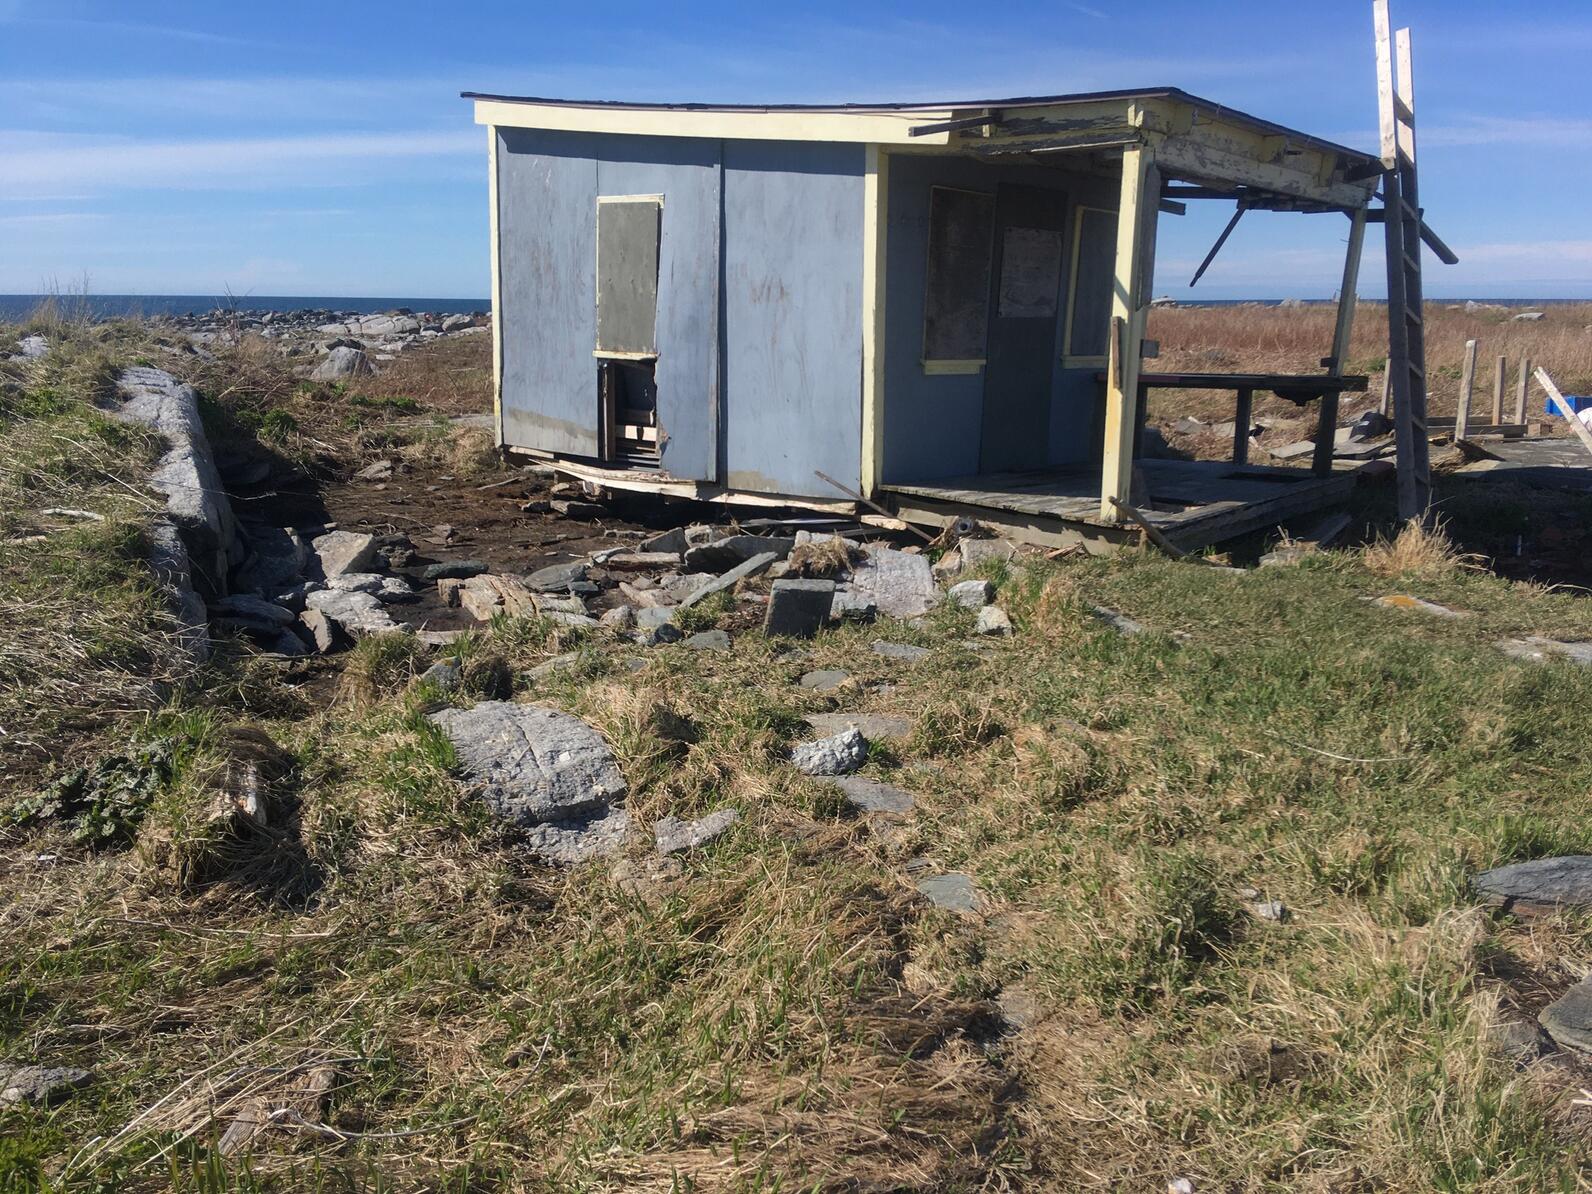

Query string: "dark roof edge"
[[460, 87, 1376, 165]]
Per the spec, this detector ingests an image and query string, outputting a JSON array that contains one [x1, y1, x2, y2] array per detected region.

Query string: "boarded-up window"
[[922, 186, 995, 362], [1066, 206, 1118, 359], [596, 196, 661, 356], [997, 226, 1065, 318]]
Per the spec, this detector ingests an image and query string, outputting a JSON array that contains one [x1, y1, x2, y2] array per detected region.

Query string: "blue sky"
[[1, 0, 1588, 300]]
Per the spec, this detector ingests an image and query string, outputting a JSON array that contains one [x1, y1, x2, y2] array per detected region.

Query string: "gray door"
[[979, 184, 1069, 473]]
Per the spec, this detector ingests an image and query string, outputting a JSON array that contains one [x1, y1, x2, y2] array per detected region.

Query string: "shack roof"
[[461, 87, 1377, 167]]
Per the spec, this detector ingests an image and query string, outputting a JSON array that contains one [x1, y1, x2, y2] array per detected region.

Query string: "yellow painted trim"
[[1100, 142, 1155, 522], [860, 144, 889, 498], [1062, 203, 1115, 359], [473, 100, 952, 146], [487, 124, 504, 448], [921, 359, 984, 375], [593, 350, 658, 361]]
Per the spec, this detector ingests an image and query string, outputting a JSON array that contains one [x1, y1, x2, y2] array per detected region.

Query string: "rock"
[[1370, 594, 1468, 618], [0, 1064, 92, 1106], [602, 550, 683, 571], [804, 712, 913, 742], [636, 621, 685, 647], [115, 367, 236, 576], [429, 701, 626, 826], [678, 552, 779, 609], [1498, 637, 1592, 667], [828, 589, 877, 622], [947, 579, 995, 609], [420, 660, 462, 690], [542, 610, 600, 630], [791, 727, 868, 776], [640, 527, 690, 554], [975, 606, 1013, 636], [328, 572, 413, 601], [871, 640, 931, 663], [995, 984, 1045, 1032], [683, 629, 732, 652], [959, 538, 1018, 569], [1249, 899, 1289, 922], [764, 578, 836, 637], [527, 651, 581, 680], [931, 549, 963, 581], [524, 560, 587, 592], [1091, 606, 1147, 636], [654, 809, 740, 855], [441, 313, 473, 332], [535, 594, 589, 617], [599, 605, 637, 631], [551, 499, 607, 520], [799, 668, 850, 691], [310, 530, 378, 578], [1487, 1019, 1546, 1066], [376, 534, 415, 569], [916, 873, 978, 912], [521, 806, 632, 864], [1259, 544, 1314, 568], [304, 588, 404, 636], [310, 345, 373, 381], [848, 544, 940, 620], [14, 334, 48, 361], [417, 629, 467, 647], [299, 608, 344, 652], [235, 525, 309, 592], [683, 535, 795, 572], [208, 594, 295, 627], [824, 775, 915, 815], [422, 559, 489, 581], [1539, 976, 1592, 1052], [1473, 856, 1592, 915], [355, 459, 393, 481], [1512, 311, 1546, 322]]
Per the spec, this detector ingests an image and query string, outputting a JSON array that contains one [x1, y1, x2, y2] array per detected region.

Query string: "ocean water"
[[0, 294, 490, 322]]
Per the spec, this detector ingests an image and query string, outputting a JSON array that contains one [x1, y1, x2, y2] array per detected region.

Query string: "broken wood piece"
[[217, 1060, 338, 1156], [1536, 367, 1592, 463], [813, 469, 932, 543]]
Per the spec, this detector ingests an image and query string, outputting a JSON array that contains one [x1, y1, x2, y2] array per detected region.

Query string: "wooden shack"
[[465, 87, 1387, 550]]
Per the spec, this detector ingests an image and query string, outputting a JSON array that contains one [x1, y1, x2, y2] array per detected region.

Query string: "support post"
[[1233, 387, 1252, 464], [1378, 370, 1390, 416], [1515, 357, 1531, 424], [859, 144, 889, 499], [1315, 205, 1368, 477], [1491, 354, 1506, 424], [1100, 141, 1158, 522], [1455, 338, 1477, 440]]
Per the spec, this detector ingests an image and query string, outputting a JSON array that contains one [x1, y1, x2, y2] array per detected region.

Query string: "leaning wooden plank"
[[1536, 367, 1592, 463]]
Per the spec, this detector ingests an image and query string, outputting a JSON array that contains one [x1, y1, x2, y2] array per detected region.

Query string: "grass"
[[3, 312, 1591, 1190]]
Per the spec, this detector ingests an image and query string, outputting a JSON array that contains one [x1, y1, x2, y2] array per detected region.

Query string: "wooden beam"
[[908, 112, 996, 137], [1491, 354, 1506, 424], [1233, 387, 1253, 465], [1515, 356, 1531, 424], [860, 145, 889, 500], [1374, 0, 1399, 167], [1455, 338, 1478, 440], [1100, 142, 1157, 522], [487, 124, 504, 449], [1327, 206, 1368, 376], [1537, 367, 1592, 462]]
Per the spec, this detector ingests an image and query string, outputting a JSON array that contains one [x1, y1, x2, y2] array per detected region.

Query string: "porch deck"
[[884, 458, 1364, 552]]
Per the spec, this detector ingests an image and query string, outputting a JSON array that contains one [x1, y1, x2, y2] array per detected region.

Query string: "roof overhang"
[[465, 87, 1380, 207]]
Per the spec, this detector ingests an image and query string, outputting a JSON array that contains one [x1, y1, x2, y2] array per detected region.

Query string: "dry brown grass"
[[1148, 301, 1592, 424], [1361, 517, 1482, 580]]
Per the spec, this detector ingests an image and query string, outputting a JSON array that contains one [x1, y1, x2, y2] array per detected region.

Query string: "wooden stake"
[[1537, 367, 1592, 462], [1491, 354, 1506, 424], [1378, 369, 1391, 416], [1454, 338, 1477, 440], [1514, 357, 1531, 424]]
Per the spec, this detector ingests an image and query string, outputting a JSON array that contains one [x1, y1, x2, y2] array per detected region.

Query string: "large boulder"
[[310, 530, 378, 579], [310, 346, 373, 381], [1474, 856, 1592, 915], [1539, 976, 1592, 1052], [429, 702, 627, 828], [848, 545, 940, 620]]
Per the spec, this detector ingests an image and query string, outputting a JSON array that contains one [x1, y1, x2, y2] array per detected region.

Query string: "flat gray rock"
[[683, 629, 732, 652], [422, 559, 488, 581], [524, 560, 587, 592], [683, 534, 793, 572], [116, 367, 236, 561], [975, 606, 1013, 636], [804, 712, 913, 742], [522, 806, 632, 865], [828, 589, 877, 622], [825, 776, 915, 815], [310, 530, 378, 578], [791, 727, 868, 776], [1091, 606, 1147, 636], [654, 808, 739, 855], [848, 545, 940, 620], [310, 345, 373, 381], [764, 578, 835, 637], [430, 701, 626, 827], [1474, 856, 1592, 914], [304, 588, 403, 636], [679, 551, 778, 609], [0, 1064, 92, 1106], [916, 872, 978, 912], [208, 593, 295, 627], [799, 668, 850, 691], [947, 579, 995, 609], [870, 640, 931, 663], [1539, 976, 1592, 1052], [1499, 637, 1592, 666]]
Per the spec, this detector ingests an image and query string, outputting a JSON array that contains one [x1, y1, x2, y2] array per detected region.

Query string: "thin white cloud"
[[9, 15, 271, 48], [0, 129, 479, 199]]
